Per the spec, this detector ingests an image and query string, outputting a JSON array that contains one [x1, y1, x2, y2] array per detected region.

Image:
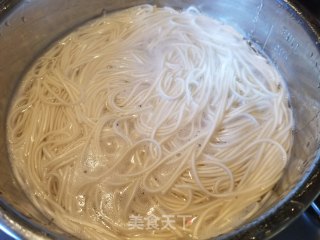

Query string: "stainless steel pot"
[[0, 0, 319, 239]]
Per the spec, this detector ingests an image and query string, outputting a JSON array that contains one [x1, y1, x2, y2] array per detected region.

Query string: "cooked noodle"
[[7, 5, 293, 240]]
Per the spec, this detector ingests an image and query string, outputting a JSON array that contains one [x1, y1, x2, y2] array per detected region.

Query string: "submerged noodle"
[[7, 5, 293, 240]]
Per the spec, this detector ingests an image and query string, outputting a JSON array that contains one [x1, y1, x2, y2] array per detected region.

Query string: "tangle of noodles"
[[7, 5, 293, 240]]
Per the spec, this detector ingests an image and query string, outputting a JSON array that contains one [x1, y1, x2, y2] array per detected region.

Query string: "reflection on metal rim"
[[0, 0, 21, 20]]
